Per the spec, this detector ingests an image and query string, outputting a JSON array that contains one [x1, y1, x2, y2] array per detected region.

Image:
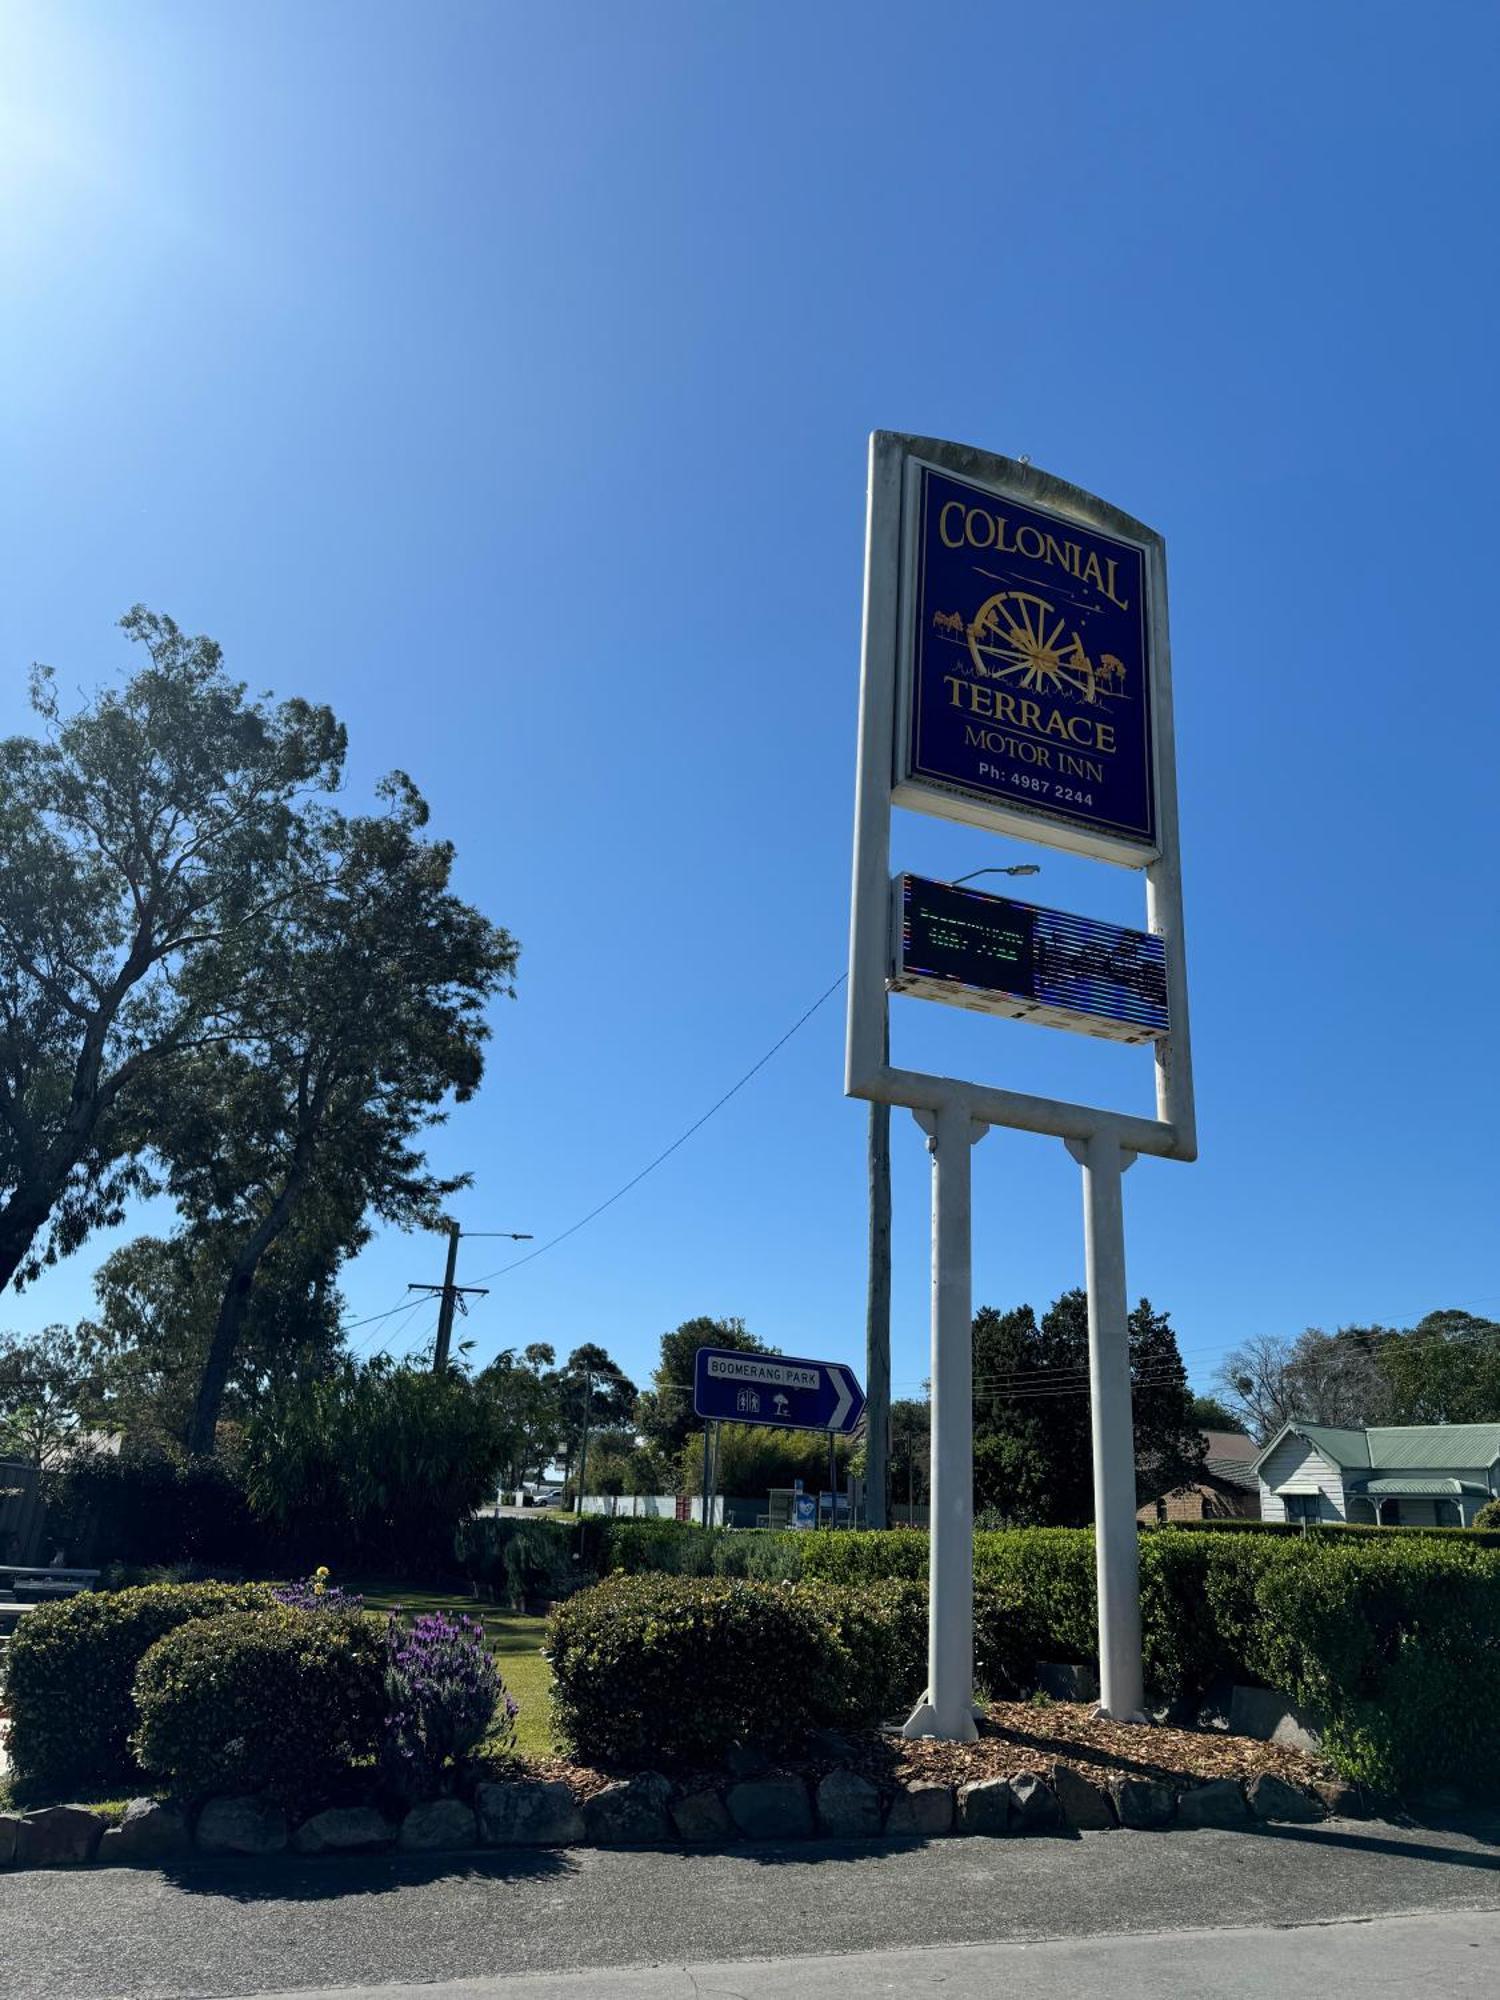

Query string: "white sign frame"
[[846, 431, 1195, 1162], [844, 432, 1197, 1737]]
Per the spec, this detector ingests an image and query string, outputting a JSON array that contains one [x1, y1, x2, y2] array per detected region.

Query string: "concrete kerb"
[[0, 1766, 1379, 1873]]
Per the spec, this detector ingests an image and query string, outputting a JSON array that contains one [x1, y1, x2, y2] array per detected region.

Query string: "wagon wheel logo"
[[967, 590, 1098, 704]]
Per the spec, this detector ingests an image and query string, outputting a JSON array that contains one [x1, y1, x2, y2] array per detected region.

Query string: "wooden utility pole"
[[409, 1223, 489, 1372]]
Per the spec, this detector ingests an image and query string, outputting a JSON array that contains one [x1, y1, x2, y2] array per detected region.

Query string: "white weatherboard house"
[[1252, 1423, 1500, 1527]]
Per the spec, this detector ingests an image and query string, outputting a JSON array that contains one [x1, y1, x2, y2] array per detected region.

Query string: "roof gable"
[[1290, 1424, 1371, 1469]]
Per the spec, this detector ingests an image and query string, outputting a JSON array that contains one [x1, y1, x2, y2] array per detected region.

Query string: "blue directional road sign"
[[694, 1347, 866, 1435]]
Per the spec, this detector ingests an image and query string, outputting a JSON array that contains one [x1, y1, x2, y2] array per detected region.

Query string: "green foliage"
[[0, 608, 346, 1293], [1215, 1313, 1500, 1439], [972, 1292, 1203, 1525], [796, 1529, 929, 1583], [166, 778, 518, 1454], [1248, 1536, 1500, 1792], [133, 1607, 386, 1804], [0, 1323, 96, 1467], [889, 1398, 931, 1508], [456, 1513, 584, 1605], [475, 1344, 565, 1492], [636, 1316, 767, 1458], [547, 1574, 925, 1766], [77, 1229, 349, 1444], [586, 1518, 722, 1576], [1379, 1310, 1500, 1423], [43, 1441, 264, 1571], [973, 1529, 1099, 1695], [1187, 1394, 1248, 1433], [554, 1520, 1500, 1793], [815, 1580, 927, 1731], [244, 1356, 510, 1573], [1164, 1517, 1500, 1546], [1475, 1497, 1500, 1530], [679, 1423, 852, 1502], [3, 1580, 272, 1792]]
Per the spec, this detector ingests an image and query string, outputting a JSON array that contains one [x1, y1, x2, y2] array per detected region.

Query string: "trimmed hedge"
[[3, 1581, 273, 1793], [1172, 1517, 1500, 1547], [551, 1524, 1500, 1794], [133, 1607, 387, 1805], [547, 1574, 926, 1766]]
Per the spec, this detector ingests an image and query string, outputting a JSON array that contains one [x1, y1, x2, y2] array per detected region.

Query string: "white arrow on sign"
[[828, 1366, 853, 1434]]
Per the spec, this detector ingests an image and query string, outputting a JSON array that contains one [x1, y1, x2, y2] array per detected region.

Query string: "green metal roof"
[[1288, 1424, 1371, 1469], [1363, 1425, 1500, 1468], [1353, 1476, 1488, 1498]]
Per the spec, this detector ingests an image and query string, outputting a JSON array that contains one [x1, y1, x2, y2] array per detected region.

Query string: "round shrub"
[[3, 1581, 272, 1793], [549, 1573, 926, 1767], [133, 1607, 387, 1805]]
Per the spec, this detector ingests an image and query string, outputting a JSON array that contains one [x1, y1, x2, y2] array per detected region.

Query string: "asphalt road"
[[4, 1813, 1498, 2000]]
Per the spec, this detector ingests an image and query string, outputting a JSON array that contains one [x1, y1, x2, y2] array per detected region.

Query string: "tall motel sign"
[[845, 433, 1196, 1737]]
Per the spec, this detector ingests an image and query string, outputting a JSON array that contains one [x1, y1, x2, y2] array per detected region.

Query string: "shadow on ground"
[[156, 1845, 578, 1903]]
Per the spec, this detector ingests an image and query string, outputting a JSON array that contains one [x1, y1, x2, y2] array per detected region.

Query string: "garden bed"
[[0, 1713, 1369, 1871], [516, 1702, 1336, 1805]]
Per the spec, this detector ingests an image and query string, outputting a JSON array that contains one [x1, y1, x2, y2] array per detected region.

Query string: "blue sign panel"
[[893, 874, 1168, 1045], [902, 465, 1156, 850], [694, 1347, 866, 1436]]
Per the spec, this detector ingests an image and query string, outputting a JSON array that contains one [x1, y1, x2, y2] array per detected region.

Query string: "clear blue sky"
[[2, 1, 1497, 1407]]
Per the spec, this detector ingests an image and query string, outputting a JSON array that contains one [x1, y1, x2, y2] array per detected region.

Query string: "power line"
[[348, 1294, 430, 1357], [467, 971, 848, 1288], [340, 1298, 419, 1334]]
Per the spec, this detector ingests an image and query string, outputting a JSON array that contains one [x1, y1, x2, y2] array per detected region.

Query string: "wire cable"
[[467, 971, 849, 1287]]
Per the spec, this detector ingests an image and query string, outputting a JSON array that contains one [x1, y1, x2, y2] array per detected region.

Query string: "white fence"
[[574, 1493, 681, 1520]]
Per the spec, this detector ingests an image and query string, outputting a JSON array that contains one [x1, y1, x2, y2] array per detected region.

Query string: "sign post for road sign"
[[846, 433, 1195, 1736]]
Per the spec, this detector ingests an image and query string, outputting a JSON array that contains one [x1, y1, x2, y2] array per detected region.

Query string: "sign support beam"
[[1068, 1132, 1145, 1720], [903, 1101, 987, 1743]]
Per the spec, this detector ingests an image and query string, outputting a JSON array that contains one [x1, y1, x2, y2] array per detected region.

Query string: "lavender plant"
[[273, 1566, 365, 1614], [382, 1609, 515, 1798]]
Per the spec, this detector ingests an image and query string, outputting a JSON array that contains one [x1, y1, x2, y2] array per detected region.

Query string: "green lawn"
[[356, 1584, 557, 1758]]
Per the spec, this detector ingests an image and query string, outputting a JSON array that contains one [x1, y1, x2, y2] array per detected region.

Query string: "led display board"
[[895, 462, 1158, 856], [891, 874, 1169, 1045]]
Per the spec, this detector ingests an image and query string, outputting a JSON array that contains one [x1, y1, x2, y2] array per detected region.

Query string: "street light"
[[951, 864, 1041, 885]]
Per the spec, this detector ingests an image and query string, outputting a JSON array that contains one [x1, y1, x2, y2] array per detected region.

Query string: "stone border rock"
[[0, 1767, 1380, 1872]]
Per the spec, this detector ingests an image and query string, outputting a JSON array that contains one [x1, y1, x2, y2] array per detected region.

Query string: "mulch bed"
[[859, 1700, 1334, 1793], [520, 1700, 1334, 1800]]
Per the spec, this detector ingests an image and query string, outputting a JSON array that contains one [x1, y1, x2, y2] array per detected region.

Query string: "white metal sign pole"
[[904, 1100, 987, 1742], [1068, 1132, 1144, 1719]]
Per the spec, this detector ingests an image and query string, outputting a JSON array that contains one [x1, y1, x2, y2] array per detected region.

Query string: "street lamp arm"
[[951, 865, 1041, 885]]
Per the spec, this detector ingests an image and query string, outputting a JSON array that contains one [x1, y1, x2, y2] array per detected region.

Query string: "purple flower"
[[273, 1575, 365, 1615], [381, 1609, 514, 1798]]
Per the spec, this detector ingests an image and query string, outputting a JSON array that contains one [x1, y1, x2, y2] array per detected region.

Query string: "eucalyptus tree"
[[159, 777, 517, 1454], [0, 609, 344, 1292], [77, 1222, 352, 1443]]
